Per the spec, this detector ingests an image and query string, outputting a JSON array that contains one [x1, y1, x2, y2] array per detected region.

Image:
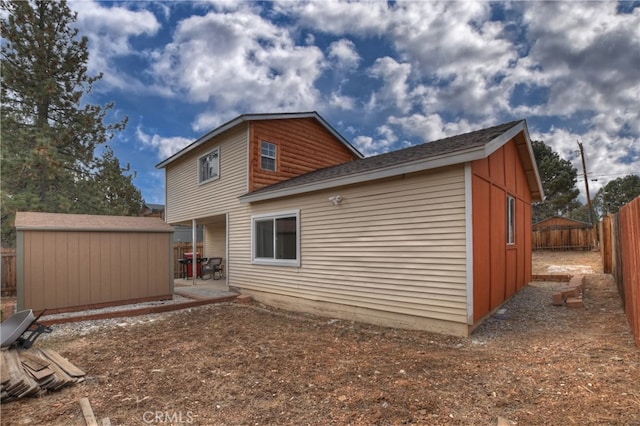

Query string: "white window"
[[507, 195, 516, 245], [261, 141, 277, 171], [252, 210, 300, 266], [199, 148, 220, 184]]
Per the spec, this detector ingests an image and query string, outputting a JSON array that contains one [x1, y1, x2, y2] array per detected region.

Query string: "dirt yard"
[[2, 251, 639, 425]]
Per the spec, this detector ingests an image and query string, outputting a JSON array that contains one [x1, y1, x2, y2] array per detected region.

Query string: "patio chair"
[[201, 257, 223, 280]]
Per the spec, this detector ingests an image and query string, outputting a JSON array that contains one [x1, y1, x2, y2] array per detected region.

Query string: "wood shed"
[[15, 212, 174, 313]]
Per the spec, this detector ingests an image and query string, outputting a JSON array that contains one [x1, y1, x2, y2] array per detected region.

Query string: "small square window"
[[199, 148, 219, 184], [507, 195, 516, 245], [261, 141, 277, 171]]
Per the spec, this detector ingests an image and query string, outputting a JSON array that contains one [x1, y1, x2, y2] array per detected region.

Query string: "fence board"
[[601, 196, 640, 348], [1, 248, 16, 297], [532, 226, 595, 251]]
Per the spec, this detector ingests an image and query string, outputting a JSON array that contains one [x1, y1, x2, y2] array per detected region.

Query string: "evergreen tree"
[[1, 0, 144, 246], [531, 140, 582, 223], [593, 175, 640, 217]]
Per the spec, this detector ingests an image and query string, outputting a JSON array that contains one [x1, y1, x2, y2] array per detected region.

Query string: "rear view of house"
[[158, 112, 543, 336]]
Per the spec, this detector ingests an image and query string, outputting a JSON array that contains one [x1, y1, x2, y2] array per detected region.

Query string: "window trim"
[[507, 195, 516, 245], [198, 147, 220, 185], [260, 141, 277, 172], [251, 209, 300, 267]]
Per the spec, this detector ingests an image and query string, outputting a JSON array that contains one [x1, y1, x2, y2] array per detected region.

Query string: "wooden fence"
[[601, 196, 640, 348], [1, 248, 17, 297], [532, 226, 596, 250]]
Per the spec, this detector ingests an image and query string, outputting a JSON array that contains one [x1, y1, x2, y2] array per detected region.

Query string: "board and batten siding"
[[165, 125, 249, 225], [231, 165, 469, 336], [20, 230, 171, 312]]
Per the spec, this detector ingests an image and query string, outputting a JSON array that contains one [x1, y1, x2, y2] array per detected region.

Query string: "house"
[[157, 112, 544, 336], [140, 203, 165, 219]]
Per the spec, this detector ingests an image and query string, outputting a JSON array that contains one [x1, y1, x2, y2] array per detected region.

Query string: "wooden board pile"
[[1, 348, 86, 402]]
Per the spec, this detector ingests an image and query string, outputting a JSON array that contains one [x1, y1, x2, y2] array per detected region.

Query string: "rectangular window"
[[261, 141, 277, 171], [507, 195, 516, 245], [252, 210, 300, 266], [199, 148, 220, 184]]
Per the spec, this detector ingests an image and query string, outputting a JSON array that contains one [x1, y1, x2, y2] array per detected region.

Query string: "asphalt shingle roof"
[[245, 119, 524, 197]]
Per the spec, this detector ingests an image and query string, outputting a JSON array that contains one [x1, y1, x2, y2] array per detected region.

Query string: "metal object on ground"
[[0, 309, 52, 349]]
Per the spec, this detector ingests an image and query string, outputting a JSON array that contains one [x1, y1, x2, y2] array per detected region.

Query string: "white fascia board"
[[483, 121, 525, 157], [239, 145, 487, 203], [520, 122, 545, 201], [156, 111, 361, 168]]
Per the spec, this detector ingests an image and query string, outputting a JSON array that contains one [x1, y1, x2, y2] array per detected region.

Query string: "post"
[[192, 219, 197, 285], [577, 140, 598, 248]]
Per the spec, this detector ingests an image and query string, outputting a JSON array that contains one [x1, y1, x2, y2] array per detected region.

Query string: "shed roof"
[[533, 216, 593, 228], [155, 111, 363, 169], [240, 119, 544, 203], [15, 212, 174, 233]]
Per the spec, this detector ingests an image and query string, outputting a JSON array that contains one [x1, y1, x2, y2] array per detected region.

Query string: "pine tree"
[[531, 140, 582, 222], [593, 175, 640, 217], [1, 0, 144, 246]]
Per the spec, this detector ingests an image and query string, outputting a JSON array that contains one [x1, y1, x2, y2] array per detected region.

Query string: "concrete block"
[[552, 292, 565, 306], [566, 297, 584, 308], [236, 295, 253, 304]]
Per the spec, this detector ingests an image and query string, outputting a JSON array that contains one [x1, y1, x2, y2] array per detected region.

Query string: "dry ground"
[[1, 251, 639, 425]]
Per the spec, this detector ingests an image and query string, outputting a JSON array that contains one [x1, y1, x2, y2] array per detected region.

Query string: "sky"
[[63, 0, 639, 204]]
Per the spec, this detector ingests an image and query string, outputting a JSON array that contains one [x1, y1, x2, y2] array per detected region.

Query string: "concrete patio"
[[173, 276, 237, 300]]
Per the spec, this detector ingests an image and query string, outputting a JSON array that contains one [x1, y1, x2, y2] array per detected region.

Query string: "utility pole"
[[577, 140, 594, 225], [577, 140, 598, 250]]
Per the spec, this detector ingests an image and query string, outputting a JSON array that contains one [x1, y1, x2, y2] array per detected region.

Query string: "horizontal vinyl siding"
[[165, 126, 248, 224], [231, 166, 468, 325]]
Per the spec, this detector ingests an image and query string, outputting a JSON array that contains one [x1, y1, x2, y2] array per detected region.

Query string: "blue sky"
[[66, 0, 639, 204]]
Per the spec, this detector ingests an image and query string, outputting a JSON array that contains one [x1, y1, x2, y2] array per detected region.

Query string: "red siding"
[[473, 176, 491, 320], [248, 118, 358, 192], [472, 138, 535, 323]]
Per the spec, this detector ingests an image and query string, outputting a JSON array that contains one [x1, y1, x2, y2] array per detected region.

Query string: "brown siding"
[[472, 138, 534, 322], [248, 118, 358, 191], [19, 230, 172, 313]]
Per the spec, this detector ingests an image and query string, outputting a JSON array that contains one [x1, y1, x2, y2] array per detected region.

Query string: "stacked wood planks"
[[1, 348, 85, 402]]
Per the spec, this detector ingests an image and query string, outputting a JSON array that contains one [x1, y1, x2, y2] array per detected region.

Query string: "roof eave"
[[155, 111, 362, 169], [239, 145, 488, 203], [239, 120, 545, 204]]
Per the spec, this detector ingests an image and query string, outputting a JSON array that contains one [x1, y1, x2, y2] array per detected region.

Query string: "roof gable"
[[156, 111, 362, 169], [240, 120, 544, 203]]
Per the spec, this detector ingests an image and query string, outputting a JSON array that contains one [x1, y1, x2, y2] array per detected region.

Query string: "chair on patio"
[[201, 257, 223, 280]]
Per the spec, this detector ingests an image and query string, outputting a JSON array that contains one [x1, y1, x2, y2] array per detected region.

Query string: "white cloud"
[[327, 39, 361, 70], [368, 57, 413, 113], [150, 8, 325, 132], [274, 0, 392, 36], [531, 126, 640, 201], [70, 0, 162, 93], [328, 91, 356, 110], [517, 2, 640, 125], [136, 127, 193, 159], [387, 113, 475, 142], [352, 123, 399, 156]]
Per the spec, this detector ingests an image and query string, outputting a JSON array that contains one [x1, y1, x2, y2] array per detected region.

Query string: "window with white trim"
[[199, 148, 220, 184], [261, 141, 277, 171], [252, 210, 300, 266], [507, 195, 516, 245]]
